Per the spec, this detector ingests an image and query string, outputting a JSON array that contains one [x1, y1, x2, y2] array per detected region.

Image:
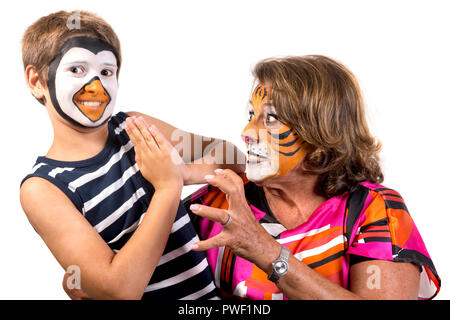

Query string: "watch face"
[[274, 261, 288, 275]]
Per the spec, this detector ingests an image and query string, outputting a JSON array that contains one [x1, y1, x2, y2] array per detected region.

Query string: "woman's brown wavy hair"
[[253, 55, 383, 198]]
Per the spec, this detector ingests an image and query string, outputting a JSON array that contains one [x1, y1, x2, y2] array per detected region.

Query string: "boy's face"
[[47, 37, 119, 128]]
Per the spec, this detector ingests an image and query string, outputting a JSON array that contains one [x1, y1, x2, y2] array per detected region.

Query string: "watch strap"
[[268, 246, 290, 283]]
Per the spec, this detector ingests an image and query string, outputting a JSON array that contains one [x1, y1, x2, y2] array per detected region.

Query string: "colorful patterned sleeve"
[[346, 184, 441, 299]]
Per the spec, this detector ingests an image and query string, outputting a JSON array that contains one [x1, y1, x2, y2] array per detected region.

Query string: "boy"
[[20, 10, 244, 299]]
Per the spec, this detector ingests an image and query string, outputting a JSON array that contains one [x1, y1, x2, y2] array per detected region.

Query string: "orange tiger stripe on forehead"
[[252, 85, 270, 105]]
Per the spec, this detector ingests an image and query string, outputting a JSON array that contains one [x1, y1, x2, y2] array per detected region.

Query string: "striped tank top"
[[21, 112, 218, 300]]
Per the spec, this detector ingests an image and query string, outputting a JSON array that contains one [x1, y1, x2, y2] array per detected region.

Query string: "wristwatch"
[[268, 246, 290, 283]]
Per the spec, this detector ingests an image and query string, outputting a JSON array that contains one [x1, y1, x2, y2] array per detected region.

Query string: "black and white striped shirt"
[[21, 112, 218, 300]]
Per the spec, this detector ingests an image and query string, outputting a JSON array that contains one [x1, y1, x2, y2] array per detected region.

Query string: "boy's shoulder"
[[109, 111, 129, 134], [20, 111, 133, 209]]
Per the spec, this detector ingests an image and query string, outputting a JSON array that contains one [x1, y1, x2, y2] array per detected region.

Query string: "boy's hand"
[[62, 273, 92, 300], [125, 116, 184, 191]]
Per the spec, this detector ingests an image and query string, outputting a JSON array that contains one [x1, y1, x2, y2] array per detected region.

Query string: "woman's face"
[[241, 84, 308, 182]]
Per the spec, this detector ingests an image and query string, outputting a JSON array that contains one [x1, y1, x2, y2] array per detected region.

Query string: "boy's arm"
[[127, 111, 245, 184], [21, 178, 180, 300]]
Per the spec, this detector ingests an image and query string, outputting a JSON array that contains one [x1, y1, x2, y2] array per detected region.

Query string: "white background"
[[1, 0, 448, 299]]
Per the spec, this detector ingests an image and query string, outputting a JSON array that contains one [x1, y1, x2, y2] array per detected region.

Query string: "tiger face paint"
[[48, 37, 119, 128], [241, 84, 308, 182]]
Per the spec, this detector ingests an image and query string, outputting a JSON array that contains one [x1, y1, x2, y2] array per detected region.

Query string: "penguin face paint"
[[48, 37, 119, 128], [241, 85, 308, 182]]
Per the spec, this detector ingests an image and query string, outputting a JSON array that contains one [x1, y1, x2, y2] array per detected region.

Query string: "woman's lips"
[[247, 147, 270, 165]]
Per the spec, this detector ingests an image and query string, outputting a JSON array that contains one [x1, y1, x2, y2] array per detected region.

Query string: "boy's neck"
[[46, 115, 110, 162]]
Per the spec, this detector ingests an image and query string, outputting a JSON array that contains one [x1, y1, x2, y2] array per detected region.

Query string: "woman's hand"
[[125, 116, 184, 191], [190, 169, 280, 269]]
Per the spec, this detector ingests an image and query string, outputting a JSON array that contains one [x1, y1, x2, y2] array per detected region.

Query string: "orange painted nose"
[[84, 79, 103, 94]]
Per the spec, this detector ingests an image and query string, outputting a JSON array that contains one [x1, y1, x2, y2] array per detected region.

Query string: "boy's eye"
[[101, 69, 113, 77], [70, 66, 84, 74]]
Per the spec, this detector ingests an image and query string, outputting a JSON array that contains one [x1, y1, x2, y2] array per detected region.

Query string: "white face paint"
[[54, 47, 118, 127], [245, 141, 279, 182]]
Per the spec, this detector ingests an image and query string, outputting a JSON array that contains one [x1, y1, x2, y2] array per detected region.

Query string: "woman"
[[186, 55, 441, 299]]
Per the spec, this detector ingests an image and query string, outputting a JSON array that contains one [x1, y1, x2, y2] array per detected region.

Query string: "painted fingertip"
[[190, 204, 199, 211], [214, 169, 223, 174], [191, 244, 199, 250], [204, 174, 215, 180]]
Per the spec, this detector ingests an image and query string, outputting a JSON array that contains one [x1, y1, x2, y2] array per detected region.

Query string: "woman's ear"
[[25, 65, 46, 101]]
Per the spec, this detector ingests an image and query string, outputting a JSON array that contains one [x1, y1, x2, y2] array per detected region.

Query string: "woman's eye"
[[101, 69, 113, 77], [248, 110, 255, 121], [265, 113, 279, 125]]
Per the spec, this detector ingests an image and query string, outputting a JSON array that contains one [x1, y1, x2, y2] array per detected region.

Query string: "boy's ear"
[[25, 65, 46, 102]]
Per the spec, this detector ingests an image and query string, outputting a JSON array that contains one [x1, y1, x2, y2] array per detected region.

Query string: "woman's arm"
[[126, 111, 245, 184], [20, 117, 183, 300], [257, 246, 420, 299], [190, 169, 421, 300]]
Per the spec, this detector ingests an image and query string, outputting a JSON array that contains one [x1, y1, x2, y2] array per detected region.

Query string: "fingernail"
[[214, 169, 223, 174], [190, 204, 199, 211], [204, 174, 214, 180], [191, 243, 199, 250]]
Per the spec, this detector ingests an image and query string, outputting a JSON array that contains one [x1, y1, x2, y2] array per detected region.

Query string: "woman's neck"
[[46, 111, 110, 162], [259, 167, 327, 229]]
